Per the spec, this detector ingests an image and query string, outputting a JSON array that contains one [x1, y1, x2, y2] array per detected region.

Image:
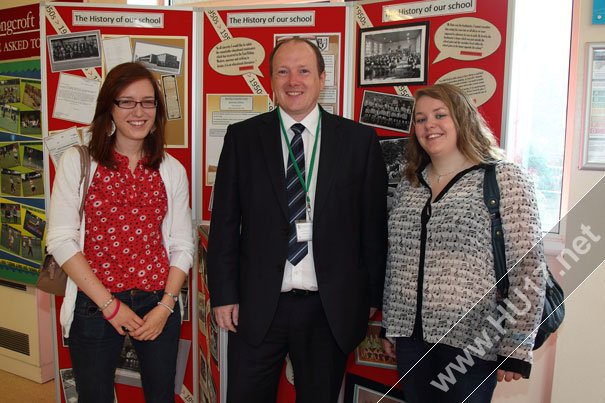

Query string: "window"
[[504, 0, 573, 234]]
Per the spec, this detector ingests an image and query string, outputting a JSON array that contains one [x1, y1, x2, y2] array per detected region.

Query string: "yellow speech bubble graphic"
[[436, 68, 496, 107], [433, 17, 501, 63], [209, 37, 265, 77]]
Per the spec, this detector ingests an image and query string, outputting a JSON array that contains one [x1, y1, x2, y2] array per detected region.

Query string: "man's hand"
[[214, 304, 239, 332], [497, 370, 522, 382]]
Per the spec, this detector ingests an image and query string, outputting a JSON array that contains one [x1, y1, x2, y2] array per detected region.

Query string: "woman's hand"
[[382, 338, 397, 359], [129, 304, 172, 341], [497, 370, 522, 382], [106, 300, 144, 336]]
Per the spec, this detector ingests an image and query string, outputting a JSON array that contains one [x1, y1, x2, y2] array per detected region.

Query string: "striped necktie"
[[286, 123, 308, 266]]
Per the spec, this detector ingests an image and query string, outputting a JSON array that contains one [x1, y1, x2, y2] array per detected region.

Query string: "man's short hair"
[[269, 37, 325, 76]]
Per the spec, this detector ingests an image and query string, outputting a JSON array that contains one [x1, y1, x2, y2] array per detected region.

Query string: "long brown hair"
[[404, 83, 503, 186], [88, 62, 166, 169]]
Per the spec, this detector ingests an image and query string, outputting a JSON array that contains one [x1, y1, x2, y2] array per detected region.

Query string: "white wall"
[[495, 0, 605, 401], [550, 0, 605, 401]]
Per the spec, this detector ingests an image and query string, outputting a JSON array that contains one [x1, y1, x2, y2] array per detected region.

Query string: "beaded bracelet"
[[98, 296, 115, 312], [103, 299, 121, 321], [157, 301, 174, 314]]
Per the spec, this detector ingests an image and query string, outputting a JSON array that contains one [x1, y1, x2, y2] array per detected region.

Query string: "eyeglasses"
[[113, 99, 158, 109]]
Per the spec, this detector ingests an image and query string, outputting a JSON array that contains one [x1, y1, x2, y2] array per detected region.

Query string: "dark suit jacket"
[[207, 108, 387, 353]]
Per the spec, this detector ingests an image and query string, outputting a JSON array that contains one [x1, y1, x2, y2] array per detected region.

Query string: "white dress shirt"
[[279, 106, 321, 292]]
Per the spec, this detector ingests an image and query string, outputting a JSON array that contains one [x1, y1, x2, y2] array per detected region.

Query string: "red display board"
[[0, 4, 40, 63], [201, 4, 348, 223], [351, 0, 509, 142], [199, 1, 511, 401], [42, 3, 195, 402], [347, 0, 510, 398]]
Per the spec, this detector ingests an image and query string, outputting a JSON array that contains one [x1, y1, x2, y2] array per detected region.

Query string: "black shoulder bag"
[[483, 163, 565, 350]]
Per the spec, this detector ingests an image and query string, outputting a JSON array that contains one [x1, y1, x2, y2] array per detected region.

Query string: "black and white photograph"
[[379, 137, 408, 185], [134, 41, 183, 75], [344, 373, 404, 403], [359, 22, 428, 87], [47, 31, 102, 73], [115, 335, 142, 387], [60, 368, 79, 403], [61, 367, 117, 402], [360, 90, 414, 134]]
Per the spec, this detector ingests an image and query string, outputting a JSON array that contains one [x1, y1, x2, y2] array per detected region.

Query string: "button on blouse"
[[83, 151, 170, 292]]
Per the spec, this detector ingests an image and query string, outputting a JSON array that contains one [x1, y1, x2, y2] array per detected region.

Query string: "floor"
[[0, 369, 56, 402]]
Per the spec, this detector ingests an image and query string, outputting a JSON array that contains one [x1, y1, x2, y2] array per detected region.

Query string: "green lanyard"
[[278, 108, 321, 220]]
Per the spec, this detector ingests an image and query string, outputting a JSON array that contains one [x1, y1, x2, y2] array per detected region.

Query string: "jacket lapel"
[[258, 110, 288, 220], [313, 109, 343, 221]]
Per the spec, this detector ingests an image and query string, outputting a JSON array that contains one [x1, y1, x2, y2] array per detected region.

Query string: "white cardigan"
[[46, 147, 194, 337]]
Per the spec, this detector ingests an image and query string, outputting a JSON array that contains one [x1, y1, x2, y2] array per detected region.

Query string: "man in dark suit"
[[207, 38, 387, 403]]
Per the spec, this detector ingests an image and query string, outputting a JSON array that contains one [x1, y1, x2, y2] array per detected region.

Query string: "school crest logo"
[[316, 37, 329, 52]]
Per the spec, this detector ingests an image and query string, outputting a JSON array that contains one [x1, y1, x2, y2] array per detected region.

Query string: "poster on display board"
[[347, 0, 511, 395], [201, 4, 348, 223], [43, 3, 192, 152], [352, 0, 508, 142], [42, 3, 195, 402], [0, 4, 45, 286]]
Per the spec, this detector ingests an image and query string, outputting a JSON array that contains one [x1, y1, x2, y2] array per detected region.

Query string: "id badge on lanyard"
[[295, 220, 313, 242]]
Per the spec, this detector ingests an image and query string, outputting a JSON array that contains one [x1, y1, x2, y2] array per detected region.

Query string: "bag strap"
[[482, 163, 509, 299], [74, 145, 91, 220]]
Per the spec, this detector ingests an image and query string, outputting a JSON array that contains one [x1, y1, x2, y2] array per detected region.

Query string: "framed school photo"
[[359, 22, 428, 87], [344, 373, 404, 403]]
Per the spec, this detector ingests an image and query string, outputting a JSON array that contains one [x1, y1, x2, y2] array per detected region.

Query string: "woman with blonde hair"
[[382, 83, 546, 402]]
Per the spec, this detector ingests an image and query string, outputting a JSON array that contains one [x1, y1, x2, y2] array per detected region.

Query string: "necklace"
[[430, 161, 468, 183]]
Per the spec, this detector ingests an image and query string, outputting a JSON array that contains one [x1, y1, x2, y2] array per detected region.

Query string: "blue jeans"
[[396, 337, 498, 403], [69, 289, 181, 403]]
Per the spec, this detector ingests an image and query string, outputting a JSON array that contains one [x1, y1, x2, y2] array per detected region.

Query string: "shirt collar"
[[279, 105, 320, 137]]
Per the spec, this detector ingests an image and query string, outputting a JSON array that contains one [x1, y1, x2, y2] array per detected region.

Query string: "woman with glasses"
[[47, 62, 194, 403]]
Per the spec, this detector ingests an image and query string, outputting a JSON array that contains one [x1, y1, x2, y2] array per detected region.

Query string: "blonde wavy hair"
[[403, 83, 503, 186]]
